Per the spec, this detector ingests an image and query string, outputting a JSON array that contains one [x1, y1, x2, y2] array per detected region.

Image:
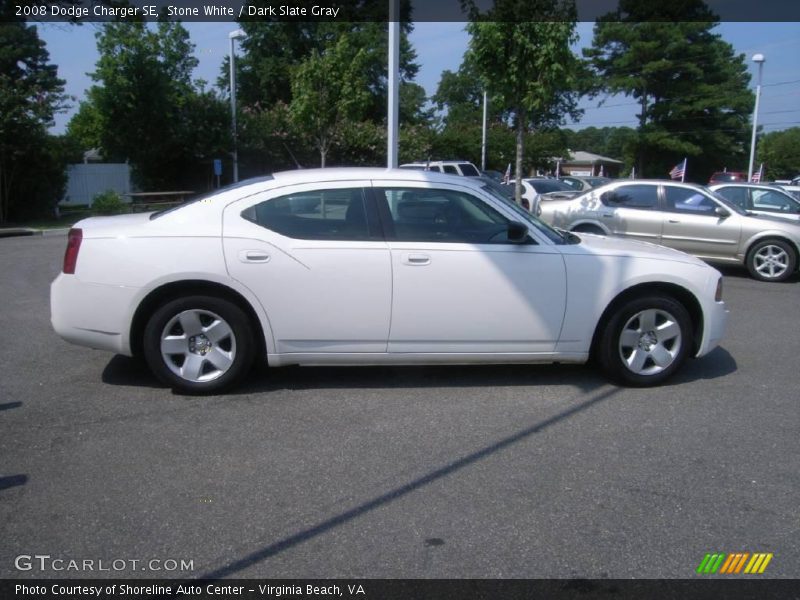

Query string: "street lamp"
[[747, 53, 765, 182], [229, 29, 246, 183]]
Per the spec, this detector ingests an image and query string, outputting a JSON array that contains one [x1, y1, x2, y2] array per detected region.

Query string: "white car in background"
[[51, 168, 728, 393]]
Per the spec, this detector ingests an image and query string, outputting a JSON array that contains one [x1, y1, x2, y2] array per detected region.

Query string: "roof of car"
[[268, 167, 484, 187]]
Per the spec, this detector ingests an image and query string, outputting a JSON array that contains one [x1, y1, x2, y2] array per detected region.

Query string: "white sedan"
[[51, 168, 728, 393]]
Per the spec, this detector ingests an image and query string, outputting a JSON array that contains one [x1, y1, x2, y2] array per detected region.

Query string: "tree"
[[585, 0, 754, 181], [0, 20, 67, 222], [87, 22, 229, 190], [289, 35, 371, 167], [464, 0, 582, 201], [757, 128, 800, 181]]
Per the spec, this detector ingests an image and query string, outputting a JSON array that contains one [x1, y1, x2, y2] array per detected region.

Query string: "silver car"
[[709, 183, 800, 222], [539, 180, 800, 282]]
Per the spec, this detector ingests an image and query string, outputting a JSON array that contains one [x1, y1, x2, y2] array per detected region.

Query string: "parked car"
[[558, 176, 612, 192], [51, 168, 727, 393], [709, 183, 800, 221], [519, 178, 581, 213], [539, 179, 800, 282], [399, 160, 481, 177], [709, 171, 747, 184]]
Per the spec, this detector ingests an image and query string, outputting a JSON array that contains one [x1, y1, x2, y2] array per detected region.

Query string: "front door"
[[372, 183, 567, 354]]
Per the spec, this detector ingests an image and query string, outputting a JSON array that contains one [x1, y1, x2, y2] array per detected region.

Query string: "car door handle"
[[239, 250, 270, 263], [668, 219, 681, 224], [403, 253, 431, 266], [602, 213, 613, 218]]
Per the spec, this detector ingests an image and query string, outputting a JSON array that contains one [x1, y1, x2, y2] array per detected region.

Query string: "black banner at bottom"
[[2, 579, 800, 600]]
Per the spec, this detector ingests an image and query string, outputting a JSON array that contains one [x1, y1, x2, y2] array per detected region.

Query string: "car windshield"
[[149, 175, 275, 219], [480, 184, 566, 244], [526, 179, 574, 193]]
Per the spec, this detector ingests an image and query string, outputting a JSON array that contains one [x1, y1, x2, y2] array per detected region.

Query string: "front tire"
[[746, 239, 796, 282], [597, 295, 692, 387], [143, 295, 255, 394]]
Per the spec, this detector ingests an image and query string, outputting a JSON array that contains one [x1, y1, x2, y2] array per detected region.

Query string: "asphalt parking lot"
[[0, 234, 798, 579]]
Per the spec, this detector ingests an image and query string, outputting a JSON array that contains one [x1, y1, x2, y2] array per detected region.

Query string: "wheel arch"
[[570, 220, 609, 234], [129, 280, 269, 361], [589, 281, 704, 360]]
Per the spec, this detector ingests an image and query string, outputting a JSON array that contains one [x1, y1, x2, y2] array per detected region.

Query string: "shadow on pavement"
[[0, 474, 28, 492], [0, 402, 22, 412]]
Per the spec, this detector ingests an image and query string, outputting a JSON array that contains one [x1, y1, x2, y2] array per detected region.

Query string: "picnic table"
[[125, 191, 195, 212]]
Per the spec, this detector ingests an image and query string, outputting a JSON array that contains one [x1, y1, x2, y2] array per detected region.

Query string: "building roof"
[[565, 151, 623, 165]]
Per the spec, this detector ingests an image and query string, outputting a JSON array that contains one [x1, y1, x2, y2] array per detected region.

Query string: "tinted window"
[[459, 163, 480, 176], [375, 187, 516, 244], [714, 186, 748, 209], [442, 165, 459, 174], [601, 185, 658, 209], [242, 188, 371, 240], [665, 187, 716, 214]]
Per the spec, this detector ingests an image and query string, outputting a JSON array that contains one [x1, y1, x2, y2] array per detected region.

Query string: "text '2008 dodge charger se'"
[[51, 168, 728, 393]]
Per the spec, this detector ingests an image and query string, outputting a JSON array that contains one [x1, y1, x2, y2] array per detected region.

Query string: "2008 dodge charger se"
[[51, 168, 729, 393]]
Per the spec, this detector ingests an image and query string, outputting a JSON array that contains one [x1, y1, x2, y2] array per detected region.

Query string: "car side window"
[[242, 188, 372, 240], [374, 187, 519, 244], [752, 190, 797, 212], [442, 165, 459, 175], [665, 187, 717, 214], [600, 185, 658, 210], [715, 187, 748, 210]]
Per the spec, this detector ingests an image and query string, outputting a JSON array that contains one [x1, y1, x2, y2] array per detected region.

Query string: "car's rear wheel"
[[746, 239, 796, 282], [597, 295, 691, 387], [143, 295, 255, 394]]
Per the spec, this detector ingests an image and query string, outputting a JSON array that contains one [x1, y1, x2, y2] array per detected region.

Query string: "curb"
[[0, 227, 69, 239]]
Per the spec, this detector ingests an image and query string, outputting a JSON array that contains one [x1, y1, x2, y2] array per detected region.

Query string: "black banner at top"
[[4, 0, 800, 23]]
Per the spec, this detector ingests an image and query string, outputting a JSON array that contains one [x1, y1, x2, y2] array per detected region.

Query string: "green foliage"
[[758, 128, 800, 181], [0, 20, 69, 222], [86, 22, 230, 191], [91, 189, 127, 216], [585, 1, 754, 181], [464, 0, 582, 199], [289, 34, 371, 167], [230, 17, 419, 124]]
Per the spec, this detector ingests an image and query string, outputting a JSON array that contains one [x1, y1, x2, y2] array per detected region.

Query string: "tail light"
[[63, 228, 82, 274], [715, 277, 723, 302]]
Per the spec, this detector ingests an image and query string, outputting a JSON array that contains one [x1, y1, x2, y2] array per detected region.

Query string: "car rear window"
[[459, 163, 480, 176]]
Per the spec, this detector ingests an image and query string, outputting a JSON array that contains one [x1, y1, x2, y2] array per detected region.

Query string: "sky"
[[38, 20, 800, 137]]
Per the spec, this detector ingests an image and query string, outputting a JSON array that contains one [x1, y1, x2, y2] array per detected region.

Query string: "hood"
[[571, 231, 708, 267]]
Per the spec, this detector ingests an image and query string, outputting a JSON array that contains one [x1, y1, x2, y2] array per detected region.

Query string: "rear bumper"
[[50, 273, 138, 356]]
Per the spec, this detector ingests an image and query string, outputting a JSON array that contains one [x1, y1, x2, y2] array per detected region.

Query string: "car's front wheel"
[[746, 238, 796, 282], [143, 295, 255, 394], [597, 295, 692, 387]]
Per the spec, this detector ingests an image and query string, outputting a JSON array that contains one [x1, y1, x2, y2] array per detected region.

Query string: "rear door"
[[222, 180, 392, 354], [597, 184, 663, 242]]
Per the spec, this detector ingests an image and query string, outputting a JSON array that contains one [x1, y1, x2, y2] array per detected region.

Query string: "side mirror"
[[715, 206, 731, 218], [508, 221, 528, 243]]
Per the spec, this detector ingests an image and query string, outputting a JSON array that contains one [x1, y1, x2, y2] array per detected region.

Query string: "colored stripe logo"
[[697, 553, 773, 574]]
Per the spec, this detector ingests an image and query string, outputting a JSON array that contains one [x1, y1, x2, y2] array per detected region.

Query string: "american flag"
[[751, 163, 764, 183], [503, 163, 512, 185], [669, 158, 687, 181]]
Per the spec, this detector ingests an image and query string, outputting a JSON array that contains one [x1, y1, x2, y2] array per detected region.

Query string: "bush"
[[92, 190, 127, 215]]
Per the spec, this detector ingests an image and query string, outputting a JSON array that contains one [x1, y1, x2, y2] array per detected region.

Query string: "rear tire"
[[746, 239, 796, 282], [597, 295, 691, 387], [143, 295, 255, 394]]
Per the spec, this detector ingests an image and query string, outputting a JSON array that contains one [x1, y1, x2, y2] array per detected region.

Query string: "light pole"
[[229, 29, 246, 183], [481, 90, 488, 171], [387, 0, 400, 168], [747, 53, 765, 182]]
